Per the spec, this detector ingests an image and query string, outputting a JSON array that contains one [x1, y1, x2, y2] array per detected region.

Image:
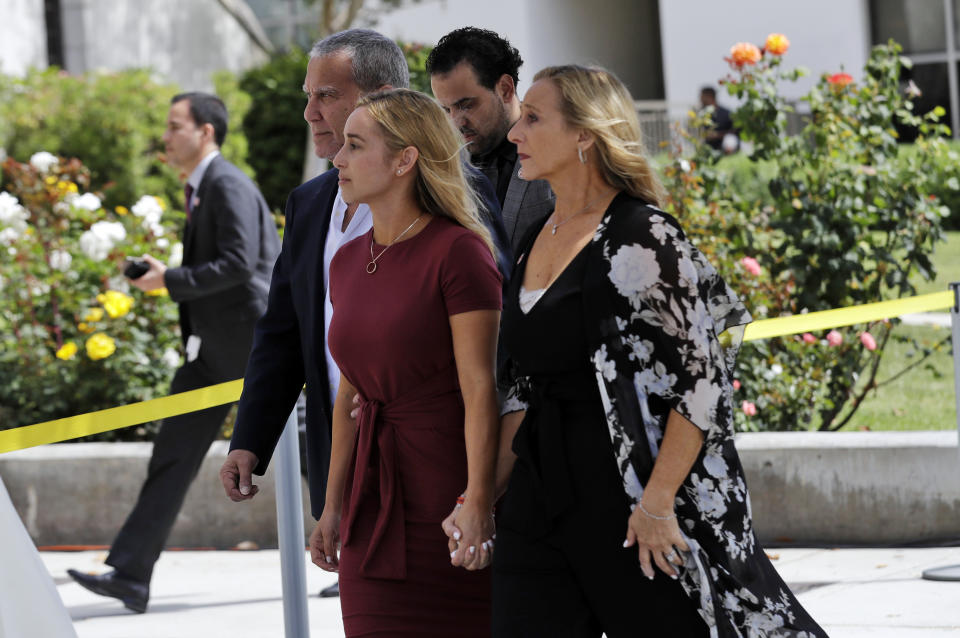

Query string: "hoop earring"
[[578, 147, 586, 164]]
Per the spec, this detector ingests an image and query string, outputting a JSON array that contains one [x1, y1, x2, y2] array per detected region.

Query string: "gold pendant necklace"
[[366, 214, 424, 274], [550, 189, 615, 235]]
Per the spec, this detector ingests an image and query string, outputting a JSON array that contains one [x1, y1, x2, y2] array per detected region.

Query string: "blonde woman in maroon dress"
[[315, 88, 501, 637]]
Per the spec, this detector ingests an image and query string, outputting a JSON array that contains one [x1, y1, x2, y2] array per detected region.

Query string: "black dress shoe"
[[319, 580, 339, 598], [67, 568, 149, 613]]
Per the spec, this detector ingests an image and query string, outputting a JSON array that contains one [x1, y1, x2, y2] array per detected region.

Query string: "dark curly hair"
[[426, 27, 523, 90]]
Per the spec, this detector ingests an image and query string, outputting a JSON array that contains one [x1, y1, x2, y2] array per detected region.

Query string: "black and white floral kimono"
[[503, 194, 826, 637]]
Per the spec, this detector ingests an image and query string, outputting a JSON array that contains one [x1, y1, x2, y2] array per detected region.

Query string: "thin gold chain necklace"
[[366, 214, 424, 274], [550, 189, 615, 235]]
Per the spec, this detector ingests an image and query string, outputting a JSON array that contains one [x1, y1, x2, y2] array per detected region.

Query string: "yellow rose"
[[83, 307, 104, 322], [115, 205, 129, 216], [156, 196, 166, 211], [764, 33, 790, 56], [45, 176, 58, 185], [145, 287, 169, 297], [56, 342, 78, 360], [77, 322, 95, 334], [98, 290, 135, 318], [85, 333, 116, 360]]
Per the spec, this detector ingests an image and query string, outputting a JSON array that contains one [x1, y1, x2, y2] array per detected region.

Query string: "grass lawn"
[[842, 323, 955, 431], [839, 231, 959, 431]]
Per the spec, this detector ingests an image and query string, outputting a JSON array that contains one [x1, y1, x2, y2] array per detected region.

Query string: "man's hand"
[[129, 254, 167, 292], [220, 449, 260, 501]]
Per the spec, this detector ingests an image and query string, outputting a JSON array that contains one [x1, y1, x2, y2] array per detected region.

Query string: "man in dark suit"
[[219, 29, 506, 598], [428, 27, 555, 253], [67, 92, 280, 613]]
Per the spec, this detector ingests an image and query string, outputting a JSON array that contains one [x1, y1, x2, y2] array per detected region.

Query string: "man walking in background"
[[68, 92, 280, 613]]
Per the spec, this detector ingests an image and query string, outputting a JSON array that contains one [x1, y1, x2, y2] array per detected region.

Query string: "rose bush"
[[0, 154, 183, 436], [664, 38, 951, 431]]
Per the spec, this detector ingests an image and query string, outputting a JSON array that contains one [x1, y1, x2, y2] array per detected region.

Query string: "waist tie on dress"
[[340, 364, 461, 581], [512, 368, 598, 535]]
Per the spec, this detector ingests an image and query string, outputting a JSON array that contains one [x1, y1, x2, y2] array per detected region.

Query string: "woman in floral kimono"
[[476, 65, 826, 637]]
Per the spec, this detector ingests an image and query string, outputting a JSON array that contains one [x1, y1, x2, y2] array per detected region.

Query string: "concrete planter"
[[0, 431, 958, 548]]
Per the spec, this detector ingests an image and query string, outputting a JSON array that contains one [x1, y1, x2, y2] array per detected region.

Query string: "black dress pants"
[[106, 321, 254, 583], [492, 396, 710, 638]]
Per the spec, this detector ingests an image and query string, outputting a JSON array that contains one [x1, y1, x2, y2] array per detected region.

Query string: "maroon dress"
[[328, 216, 502, 637]]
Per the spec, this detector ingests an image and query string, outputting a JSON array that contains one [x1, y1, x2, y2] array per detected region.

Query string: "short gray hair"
[[310, 29, 409, 92]]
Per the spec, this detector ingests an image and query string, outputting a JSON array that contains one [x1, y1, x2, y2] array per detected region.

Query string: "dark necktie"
[[184, 183, 194, 222]]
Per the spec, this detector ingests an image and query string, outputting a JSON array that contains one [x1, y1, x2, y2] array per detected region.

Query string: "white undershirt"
[[323, 189, 372, 408]]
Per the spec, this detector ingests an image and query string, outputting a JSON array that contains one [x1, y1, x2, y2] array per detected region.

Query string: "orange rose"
[[765, 33, 789, 55], [827, 72, 854, 90], [729, 42, 762, 67]]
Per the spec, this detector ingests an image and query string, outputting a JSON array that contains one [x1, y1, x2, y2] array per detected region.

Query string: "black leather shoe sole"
[[319, 581, 340, 598], [67, 569, 148, 613]]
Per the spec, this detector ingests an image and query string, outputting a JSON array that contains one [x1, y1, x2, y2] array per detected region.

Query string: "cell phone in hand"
[[124, 259, 150, 280]]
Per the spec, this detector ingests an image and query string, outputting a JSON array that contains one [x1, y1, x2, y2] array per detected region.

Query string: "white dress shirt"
[[186, 150, 219, 195], [324, 189, 372, 408]]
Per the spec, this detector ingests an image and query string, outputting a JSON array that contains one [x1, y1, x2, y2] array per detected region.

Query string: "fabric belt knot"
[[340, 364, 460, 581], [512, 368, 597, 534]]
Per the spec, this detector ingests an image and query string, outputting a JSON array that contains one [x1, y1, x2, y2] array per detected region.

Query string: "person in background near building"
[[218, 29, 505, 600], [699, 85, 739, 154], [68, 92, 280, 613], [445, 64, 826, 637], [428, 27, 555, 255]]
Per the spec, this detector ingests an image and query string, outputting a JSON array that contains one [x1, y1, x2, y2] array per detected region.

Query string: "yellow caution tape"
[[743, 290, 954, 341], [0, 291, 954, 455], [0, 379, 243, 455]]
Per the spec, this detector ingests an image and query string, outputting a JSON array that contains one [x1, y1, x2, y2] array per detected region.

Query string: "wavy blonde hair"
[[356, 88, 496, 259], [533, 65, 667, 208]]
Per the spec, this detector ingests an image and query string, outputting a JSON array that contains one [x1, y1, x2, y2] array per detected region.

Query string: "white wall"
[[0, 0, 47, 76], [60, 0, 270, 91], [371, 0, 661, 99], [658, 0, 872, 113]]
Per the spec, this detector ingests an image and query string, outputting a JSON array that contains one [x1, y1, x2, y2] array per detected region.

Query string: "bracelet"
[[638, 501, 676, 521], [455, 494, 465, 508]]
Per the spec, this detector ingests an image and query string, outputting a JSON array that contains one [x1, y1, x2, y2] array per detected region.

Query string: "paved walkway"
[[44, 546, 960, 637]]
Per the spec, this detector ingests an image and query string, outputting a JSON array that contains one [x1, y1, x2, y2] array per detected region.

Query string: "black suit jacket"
[[231, 166, 506, 519], [164, 155, 280, 345]]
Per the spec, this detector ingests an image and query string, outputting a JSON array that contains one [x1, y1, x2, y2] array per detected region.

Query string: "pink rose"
[[732, 379, 741, 391], [802, 333, 817, 344], [826, 330, 842, 347], [740, 256, 762, 276], [742, 401, 757, 416], [859, 331, 877, 351]]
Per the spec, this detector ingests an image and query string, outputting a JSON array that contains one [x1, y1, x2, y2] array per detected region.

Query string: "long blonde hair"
[[356, 89, 496, 260], [533, 65, 667, 208]]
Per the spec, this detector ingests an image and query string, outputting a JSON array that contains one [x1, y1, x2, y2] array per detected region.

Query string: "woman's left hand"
[[623, 504, 688, 580]]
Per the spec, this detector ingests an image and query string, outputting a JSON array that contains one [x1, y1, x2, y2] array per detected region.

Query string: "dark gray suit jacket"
[[501, 161, 555, 255], [164, 155, 280, 347]]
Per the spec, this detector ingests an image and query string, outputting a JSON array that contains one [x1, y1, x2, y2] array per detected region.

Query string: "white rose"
[[608, 243, 660, 300], [90, 220, 126, 243], [132, 195, 163, 220], [0, 192, 28, 229], [168, 242, 183, 268], [29, 151, 58, 173], [161, 348, 181, 369], [73, 193, 102, 212], [0, 227, 21, 245], [79, 230, 111, 261], [156, 237, 170, 249], [49, 249, 72, 271]]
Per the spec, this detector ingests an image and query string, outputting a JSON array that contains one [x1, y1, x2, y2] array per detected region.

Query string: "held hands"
[[623, 498, 689, 580], [311, 509, 341, 572], [441, 495, 495, 571], [219, 449, 260, 501]]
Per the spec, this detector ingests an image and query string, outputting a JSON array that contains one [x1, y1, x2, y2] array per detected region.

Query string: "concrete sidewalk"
[[46, 547, 960, 637]]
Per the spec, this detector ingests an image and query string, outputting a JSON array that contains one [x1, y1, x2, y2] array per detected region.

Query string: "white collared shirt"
[[324, 189, 372, 407], [186, 150, 220, 195]]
